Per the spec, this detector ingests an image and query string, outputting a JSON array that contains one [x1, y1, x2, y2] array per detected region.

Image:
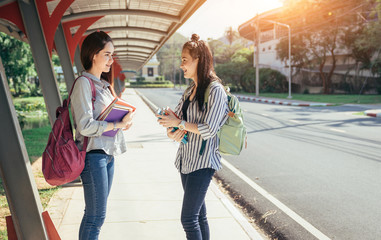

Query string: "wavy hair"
[[183, 34, 221, 110]]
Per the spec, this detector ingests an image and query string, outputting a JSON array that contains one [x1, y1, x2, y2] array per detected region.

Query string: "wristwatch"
[[178, 120, 186, 131]]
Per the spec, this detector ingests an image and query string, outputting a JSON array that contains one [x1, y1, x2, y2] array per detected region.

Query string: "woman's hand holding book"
[[120, 111, 135, 130]]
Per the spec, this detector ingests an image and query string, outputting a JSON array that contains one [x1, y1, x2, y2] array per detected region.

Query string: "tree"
[[352, 0, 381, 75], [224, 26, 239, 45], [210, 39, 248, 64], [215, 48, 254, 91], [334, 0, 381, 92], [241, 68, 288, 93], [156, 33, 187, 82], [277, 0, 364, 93], [0, 32, 36, 96], [207, 38, 225, 65]]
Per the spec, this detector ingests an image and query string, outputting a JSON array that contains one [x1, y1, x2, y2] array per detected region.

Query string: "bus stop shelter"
[[0, 0, 205, 239]]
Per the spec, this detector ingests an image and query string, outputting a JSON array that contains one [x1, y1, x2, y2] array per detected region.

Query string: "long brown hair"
[[183, 34, 221, 110], [80, 31, 114, 88]]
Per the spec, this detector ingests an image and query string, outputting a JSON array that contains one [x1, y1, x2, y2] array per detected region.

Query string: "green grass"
[[0, 126, 59, 239], [39, 187, 61, 209], [0, 229, 6, 240], [237, 92, 381, 105], [22, 126, 51, 163], [352, 112, 365, 116], [13, 96, 45, 105]]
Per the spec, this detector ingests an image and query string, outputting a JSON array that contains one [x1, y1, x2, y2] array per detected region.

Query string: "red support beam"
[[62, 16, 104, 63], [35, 0, 74, 55], [0, 2, 26, 36]]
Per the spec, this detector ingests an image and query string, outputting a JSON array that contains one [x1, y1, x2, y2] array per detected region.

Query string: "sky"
[[176, 0, 283, 40]]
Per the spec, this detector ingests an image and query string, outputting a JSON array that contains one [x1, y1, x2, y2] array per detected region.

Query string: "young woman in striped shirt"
[[157, 34, 229, 240]]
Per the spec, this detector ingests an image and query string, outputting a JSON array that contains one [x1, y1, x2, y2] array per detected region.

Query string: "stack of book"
[[98, 97, 136, 137]]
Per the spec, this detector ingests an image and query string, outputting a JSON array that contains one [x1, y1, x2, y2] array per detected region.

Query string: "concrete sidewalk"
[[46, 88, 266, 240]]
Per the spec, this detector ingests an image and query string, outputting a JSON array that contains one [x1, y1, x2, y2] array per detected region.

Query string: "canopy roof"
[[0, 0, 205, 71]]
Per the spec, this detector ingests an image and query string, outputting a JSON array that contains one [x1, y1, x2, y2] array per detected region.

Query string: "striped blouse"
[[174, 81, 229, 174]]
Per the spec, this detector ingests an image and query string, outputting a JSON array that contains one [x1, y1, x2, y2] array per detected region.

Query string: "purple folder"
[[102, 107, 130, 137]]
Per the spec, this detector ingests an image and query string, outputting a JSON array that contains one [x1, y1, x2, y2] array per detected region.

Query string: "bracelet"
[[113, 122, 117, 131]]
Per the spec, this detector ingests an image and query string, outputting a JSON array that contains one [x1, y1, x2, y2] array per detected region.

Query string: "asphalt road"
[[136, 88, 381, 240]]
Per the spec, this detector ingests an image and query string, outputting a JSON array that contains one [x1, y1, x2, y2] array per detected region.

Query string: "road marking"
[[221, 159, 331, 240], [261, 113, 269, 116], [329, 128, 346, 133], [289, 120, 300, 123]]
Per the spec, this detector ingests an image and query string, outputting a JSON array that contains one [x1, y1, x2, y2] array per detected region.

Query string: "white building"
[[239, 8, 290, 76], [238, 5, 380, 94], [142, 54, 160, 81]]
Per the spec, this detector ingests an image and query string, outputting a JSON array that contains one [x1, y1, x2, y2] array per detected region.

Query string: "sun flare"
[[177, 0, 283, 40]]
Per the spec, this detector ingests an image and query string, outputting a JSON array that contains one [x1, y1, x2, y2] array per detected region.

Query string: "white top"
[[70, 72, 127, 156]]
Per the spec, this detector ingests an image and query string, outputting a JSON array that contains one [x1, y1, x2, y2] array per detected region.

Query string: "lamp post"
[[251, 14, 260, 97], [266, 20, 292, 98], [255, 15, 260, 97]]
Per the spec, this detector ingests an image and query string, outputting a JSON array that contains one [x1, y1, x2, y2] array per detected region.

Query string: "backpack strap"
[[198, 81, 232, 155], [68, 75, 97, 151], [199, 139, 207, 155], [68, 76, 96, 110]]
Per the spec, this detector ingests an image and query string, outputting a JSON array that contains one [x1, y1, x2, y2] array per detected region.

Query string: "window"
[[148, 67, 154, 76]]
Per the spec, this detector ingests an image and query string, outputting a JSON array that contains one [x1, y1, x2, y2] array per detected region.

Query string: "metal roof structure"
[[0, 0, 205, 72]]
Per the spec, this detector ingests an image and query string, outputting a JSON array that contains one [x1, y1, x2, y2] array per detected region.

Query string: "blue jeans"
[[180, 168, 215, 240], [79, 151, 115, 240]]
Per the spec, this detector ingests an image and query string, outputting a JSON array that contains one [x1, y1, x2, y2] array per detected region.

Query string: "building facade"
[[238, 3, 380, 94], [142, 54, 160, 81]]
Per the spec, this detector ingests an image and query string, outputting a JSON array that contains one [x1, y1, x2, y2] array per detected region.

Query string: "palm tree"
[[225, 26, 237, 45]]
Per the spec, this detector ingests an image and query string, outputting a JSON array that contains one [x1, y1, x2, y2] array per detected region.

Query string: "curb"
[[364, 110, 381, 118], [236, 95, 333, 107], [135, 90, 157, 114], [210, 181, 265, 240]]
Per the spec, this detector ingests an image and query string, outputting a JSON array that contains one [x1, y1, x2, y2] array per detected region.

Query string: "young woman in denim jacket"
[[157, 34, 228, 240], [71, 31, 134, 240]]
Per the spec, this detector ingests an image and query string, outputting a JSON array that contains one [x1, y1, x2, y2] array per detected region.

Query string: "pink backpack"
[[42, 76, 96, 186]]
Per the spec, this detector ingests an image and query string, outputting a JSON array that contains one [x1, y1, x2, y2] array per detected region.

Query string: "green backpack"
[[199, 82, 247, 155]]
